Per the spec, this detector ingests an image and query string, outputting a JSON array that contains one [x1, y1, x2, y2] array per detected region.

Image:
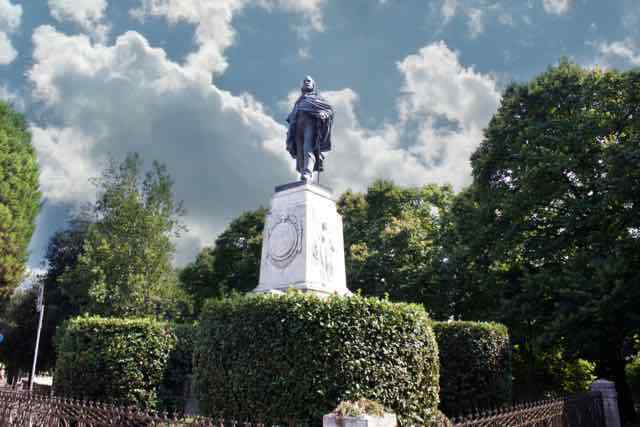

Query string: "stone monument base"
[[254, 181, 350, 297]]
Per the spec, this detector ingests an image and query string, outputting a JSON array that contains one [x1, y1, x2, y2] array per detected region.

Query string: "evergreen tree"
[[0, 101, 41, 303]]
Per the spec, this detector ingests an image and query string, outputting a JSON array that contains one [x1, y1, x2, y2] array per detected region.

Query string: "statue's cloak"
[[286, 92, 334, 167]]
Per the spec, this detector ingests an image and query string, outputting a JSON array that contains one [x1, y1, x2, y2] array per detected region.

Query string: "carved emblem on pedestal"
[[266, 213, 303, 269]]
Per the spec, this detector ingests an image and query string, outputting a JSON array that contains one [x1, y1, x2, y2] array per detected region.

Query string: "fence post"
[[590, 379, 621, 427]]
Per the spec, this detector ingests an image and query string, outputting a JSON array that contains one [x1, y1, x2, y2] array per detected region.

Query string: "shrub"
[[194, 292, 440, 426], [159, 322, 197, 412], [433, 321, 511, 417], [54, 316, 175, 408], [627, 354, 640, 402]]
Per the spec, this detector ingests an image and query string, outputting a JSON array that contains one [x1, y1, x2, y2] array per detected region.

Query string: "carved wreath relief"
[[312, 222, 335, 284], [266, 213, 303, 269]]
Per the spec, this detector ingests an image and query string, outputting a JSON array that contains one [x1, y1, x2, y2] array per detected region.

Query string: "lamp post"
[[29, 284, 45, 392]]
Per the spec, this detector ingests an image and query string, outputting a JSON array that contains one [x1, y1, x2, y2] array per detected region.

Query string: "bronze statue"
[[286, 76, 334, 183]]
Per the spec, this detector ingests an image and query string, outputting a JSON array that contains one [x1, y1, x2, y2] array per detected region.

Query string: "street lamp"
[[29, 284, 45, 392]]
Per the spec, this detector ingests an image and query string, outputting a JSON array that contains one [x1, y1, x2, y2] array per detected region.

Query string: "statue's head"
[[301, 76, 315, 93]]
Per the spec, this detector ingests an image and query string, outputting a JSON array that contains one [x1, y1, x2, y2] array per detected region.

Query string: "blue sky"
[[0, 0, 638, 274]]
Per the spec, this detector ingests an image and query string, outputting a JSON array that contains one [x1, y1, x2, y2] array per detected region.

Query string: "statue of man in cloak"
[[286, 76, 334, 183]]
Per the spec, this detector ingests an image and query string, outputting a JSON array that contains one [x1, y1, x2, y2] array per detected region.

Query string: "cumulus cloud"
[[438, 0, 515, 37], [542, 0, 572, 15], [29, 25, 294, 263], [283, 41, 501, 192], [0, 0, 21, 65], [594, 38, 640, 68], [0, 83, 23, 111], [48, 0, 109, 42], [130, 0, 325, 76], [29, 15, 499, 265], [466, 8, 484, 39]]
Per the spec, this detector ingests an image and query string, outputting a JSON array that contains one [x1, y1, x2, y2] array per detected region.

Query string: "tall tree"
[[0, 101, 41, 303], [464, 61, 640, 421], [32, 213, 92, 371], [0, 288, 38, 383], [338, 180, 454, 311], [179, 208, 266, 313], [62, 153, 190, 318]]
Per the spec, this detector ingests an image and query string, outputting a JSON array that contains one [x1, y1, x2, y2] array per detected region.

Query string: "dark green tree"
[[180, 208, 266, 312], [179, 247, 216, 315], [0, 101, 41, 303], [61, 153, 191, 318], [34, 213, 92, 371], [337, 180, 454, 311], [211, 208, 267, 294], [0, 288, 38, 383], [463, 60, 640, 421]]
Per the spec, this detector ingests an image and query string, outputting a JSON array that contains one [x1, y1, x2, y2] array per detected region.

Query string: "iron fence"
[[0, 391, 270, 427], [451, 392, 606, 427]]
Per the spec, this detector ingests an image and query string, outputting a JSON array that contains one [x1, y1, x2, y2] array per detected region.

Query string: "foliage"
[[0, 288, 38, 380], [440, 61, 640, 421], [61, 153, 190, 318], [433, 321, 512, 417], [337, 180, 454, 313], [159, 322, 197, 413], [179, 208, 266, 313], [627, 354, 640, 402], [194, 292, 440, 426], [334, 399, 385, 417], [179, 247, 216, 315], [511, 345, 596, 400], [211, 208, 267, 294], [0, 101, 41, 302], [54, 316, 175, 408]]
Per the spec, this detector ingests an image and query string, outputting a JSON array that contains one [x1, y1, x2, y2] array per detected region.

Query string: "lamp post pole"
[[29, 284, 45, 392]]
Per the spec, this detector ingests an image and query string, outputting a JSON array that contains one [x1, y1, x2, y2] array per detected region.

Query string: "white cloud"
[[0, 83, 23, 111], [438, 0, 514, 37], [131, 0, 325, 76], [29, 25, 294, 264], [48, 0, 109, 42], [498, 13, 514, 26], [593, 38, 640, 68], [0, 0, 21, 65], [441, 0, 457, 23], [466, 8, 484, 38], [285, 41, 501, 193], [542, 0, 573, 15], [28, 21, 500, 266]]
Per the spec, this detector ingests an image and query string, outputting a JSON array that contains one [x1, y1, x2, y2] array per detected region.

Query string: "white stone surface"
[[322, 413, 397, 427], [591, 379, 621, 427], [254, 183, 350, 296]]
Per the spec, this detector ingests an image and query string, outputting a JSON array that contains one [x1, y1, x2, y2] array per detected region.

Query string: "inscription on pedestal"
[[266, 213, 303, 269]]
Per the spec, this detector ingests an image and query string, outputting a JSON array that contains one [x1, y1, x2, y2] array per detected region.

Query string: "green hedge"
[[433, 321, 512, 417], [159, 322, 197, 412], [194, 292, 440, 426], [54, 316, 176, 408]]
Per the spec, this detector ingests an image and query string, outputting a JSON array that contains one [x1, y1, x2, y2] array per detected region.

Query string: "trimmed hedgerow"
[[433, 321, 512, 417], [54, 316, 176, 408], [159, 322, 197, 413], [194, 292, 440, 426]]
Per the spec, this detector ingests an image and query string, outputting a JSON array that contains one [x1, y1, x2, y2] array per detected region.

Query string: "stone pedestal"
[[591, 379, 621, 427], [254, 182, 350, 296]]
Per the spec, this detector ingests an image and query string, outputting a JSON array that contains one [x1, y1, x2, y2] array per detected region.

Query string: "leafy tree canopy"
[[454, 60, 640, 421], [61, 153, 191, 318], [0, 101, 41, 303]]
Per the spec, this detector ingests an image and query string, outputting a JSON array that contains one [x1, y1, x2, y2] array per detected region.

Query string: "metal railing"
[[0, 390, 270, 427], [451, 392, 606, 427]]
